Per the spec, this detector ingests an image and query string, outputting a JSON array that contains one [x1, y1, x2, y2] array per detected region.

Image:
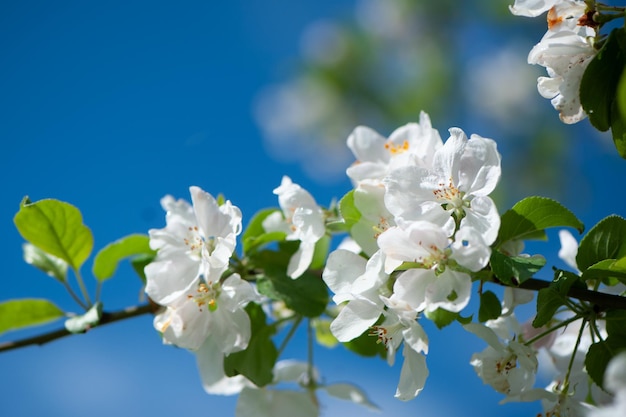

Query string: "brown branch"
[[0, 302, 159, 353], [496, 277, 626, 311]]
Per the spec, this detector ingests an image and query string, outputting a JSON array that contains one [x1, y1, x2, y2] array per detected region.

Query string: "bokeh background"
[[1, 1, 625, 416]]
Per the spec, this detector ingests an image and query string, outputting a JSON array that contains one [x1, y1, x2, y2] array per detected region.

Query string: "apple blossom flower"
[[346, 111, 443, 186], [465, 321, 538, 396], [377, 221, 491, 313], [322, 249, 389, 342], [349, 180, 395, 256], [370, 301, 429, 400], [153, 273, 259, 351], [383, 128, 501, 245], [145, 186, 243, 305], [512, 0, 597, 124], [262, 176, 326, 278]]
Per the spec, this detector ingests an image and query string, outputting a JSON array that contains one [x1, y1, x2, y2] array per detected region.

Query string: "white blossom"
[[346, 111, 442, 186], [262, 176, 326, 278], [384, 128, 501, 244]]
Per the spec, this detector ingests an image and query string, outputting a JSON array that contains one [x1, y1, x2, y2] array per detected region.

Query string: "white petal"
[[144, 258, 200, 305], [460, 196, 501, 247], [424, 269, 471, 313], [330, 298, 383, 342], [558, 229, 580, 271], [509, 0, 558, 17], [323, 249, 367, 303], [395, 347, 429, 401], [458, 135, 501, 197], [346, 125, 389, 165], [196, 338, 248, 395], [287, 240, 315, 278]]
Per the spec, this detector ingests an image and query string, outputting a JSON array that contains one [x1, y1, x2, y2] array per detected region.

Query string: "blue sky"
[[2, 1, 626, 417]]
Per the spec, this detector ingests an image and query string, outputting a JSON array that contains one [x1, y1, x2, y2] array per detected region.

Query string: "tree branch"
[[0, 302, 159, 353], [496, 277, 626, 311]]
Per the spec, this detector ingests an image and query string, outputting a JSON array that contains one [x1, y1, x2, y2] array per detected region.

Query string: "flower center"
[[433, 178, 467, 218], [187, 281, 220, 312], [384, 139, 410, 155], [370, 321, 403, 348], [373, 216, 391, 239], [184, 226, 217, 258]]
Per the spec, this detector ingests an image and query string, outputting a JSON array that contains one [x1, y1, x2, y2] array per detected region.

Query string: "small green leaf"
[[309, 234, 331, 271], [532, 288, 562, 328], [14, 197, 94, 270], [490, 251, 546, 286], [252, 249, 329, 317], [0, 298, 64, 335], [92, 234, 154, 282], [241, 208, 285, 254], [532, 270, 583, 328], [223, 303, 277, 387], [312, 318, 339, 348], [577, 215, 626, 271], [130, 252, 156, 284], [497, 197, 584, 247], [478, 290, 502, 323], [64, 302, 103, 333], [424, 308, 459, 329], [22, 243, 68, 283], [339, 190, 361, 230]]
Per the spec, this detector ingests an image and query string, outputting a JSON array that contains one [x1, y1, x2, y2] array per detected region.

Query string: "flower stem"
[[277, 315, 303, 356], [73, 268, 93, 309], [524, 314, 581, 347]]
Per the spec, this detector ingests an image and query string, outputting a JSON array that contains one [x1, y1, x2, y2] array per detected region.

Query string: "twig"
[[0, 302, 159, 353], [496, 277, 626, 311]]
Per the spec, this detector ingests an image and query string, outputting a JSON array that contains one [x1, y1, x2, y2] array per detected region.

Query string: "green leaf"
[[309, 234, 331, 270], [223, 303, 277, 387], [478, 290, 502, 323], [532, 270, 583, 328], [605, 310, 626, 340], [22, 243, 68, 283], [92, 234, 154, 282], [253, 249, 329, 317], [241, 208, 286, 254], [581, 258, 626, 284], [339, 190, 361, 230], [14, 197, 94, 270], [0, 298, 64, 335], [424, 308, 459, 329], [312, 318, 339, 348], [611, 96, 626, 158], [581, 28, 626, 132], [490, 250, 546, 286], [497, 197, 584, 247], [577, 215, 626, 271], [586, 338, 626, 390], [64, 302, 103, 333], [130, 252, 156, 284]]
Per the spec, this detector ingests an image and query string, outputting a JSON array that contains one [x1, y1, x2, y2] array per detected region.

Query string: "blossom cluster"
[[510, 0, 598, 123], [323, 111, 502, 400]]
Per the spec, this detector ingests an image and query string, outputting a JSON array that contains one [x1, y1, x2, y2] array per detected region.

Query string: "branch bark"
[[497, 277, 626, 311], [0, 302, 159, 353]]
